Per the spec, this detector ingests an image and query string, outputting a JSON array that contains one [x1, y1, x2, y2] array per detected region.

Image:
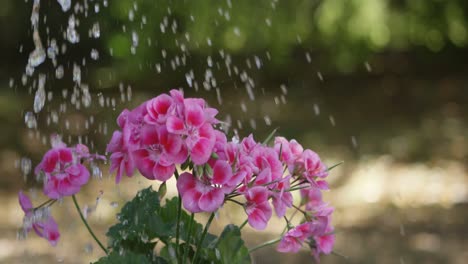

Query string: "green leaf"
[[202, 225, 251, 264], [93, 250, 156, 264], [262, 127, 279, 145], [106, 186, 216, 261], [160, 197, 217, 246], [106, 187, 169, 255]]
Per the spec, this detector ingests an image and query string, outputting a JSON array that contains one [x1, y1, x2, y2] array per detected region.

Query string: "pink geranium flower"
[[35, 146, 90, 199], [176, 172, 225, 213], [167, 98, 217, 165], [271, 176, 293, 217], [251, 146, 283, 185], [133, 124, 188, 181], [107, 131, 136, 183], [18, 191, 60, 246], [145, 94, 175, 124], [244, 186, 272, 230], [277, 218, 328, 254]]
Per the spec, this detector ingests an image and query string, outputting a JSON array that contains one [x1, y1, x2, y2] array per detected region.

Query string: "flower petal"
[[18, 191, 33, 212], [153, 163, 175, 181], [182, 189, 202, 213], [212, 160, 232, 185], [166, 116, 185, 134], [198, 188, 224, 212]]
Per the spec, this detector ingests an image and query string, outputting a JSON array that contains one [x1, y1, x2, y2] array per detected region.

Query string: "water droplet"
[[24, 112, 37, 128], [90, 49, 99, 60], [33, 74, 46, 113], [57, 0, 71, 12], [233, 27, 240, 36], [128, 10, 135, 21], [66, 15, 80, 43], [47, 39, 58, 60], [351, 136, 358, 148], [16, 229, 28, 241], [317, 71, 324, 81], [84, 243, 93, 254], [110, 201, 119, 208], [131, 31, 139, 47], [73, 63, 81, 84], [313, 103, 320, 116], [55, 65, 64, 79], [20, 158, 32, 176], [28, 48, 46, 67], [91, 22, 100, 38], [141, 233, 148, 243]]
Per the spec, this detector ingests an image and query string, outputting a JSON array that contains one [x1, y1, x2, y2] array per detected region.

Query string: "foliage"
[[97, 187, 250, 264]]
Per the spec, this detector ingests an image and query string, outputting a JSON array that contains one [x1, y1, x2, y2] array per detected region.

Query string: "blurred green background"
[[1, 0, 467, 263]]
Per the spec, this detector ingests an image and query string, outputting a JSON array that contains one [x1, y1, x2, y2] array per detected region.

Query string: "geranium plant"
[[18, 89, 338, 263]]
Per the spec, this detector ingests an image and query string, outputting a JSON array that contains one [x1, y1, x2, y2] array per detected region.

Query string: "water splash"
[[57, 0, 71, 12], [33, 74, 46, 113]]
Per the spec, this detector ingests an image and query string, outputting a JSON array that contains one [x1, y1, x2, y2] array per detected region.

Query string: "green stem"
[[193, 213, 215, 264], [34, 198, 54, 210], [72, 195, 108, 255], [248, 237, 282, 253], [182, 213, 194, 264], [174, 170, 182, 264], [239, 219, 248, 230], [226, 198, 244, 207]]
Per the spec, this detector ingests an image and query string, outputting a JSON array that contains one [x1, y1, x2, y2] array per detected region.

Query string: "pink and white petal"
[[106, 131, 123, 153], [226, 171, 247, 189], [57, 179, 81, 196], [182, 189, 202, 213], [212, 160, 232, 185], [170, 143, 189, 164], [67, 164, 90, 186], [140, 125, 160, 146], [166, 116, 186, 134], [117, 109, 130, 128], [316, 180, 329, 190], [255, 167, 272, 185], [246, 186, 269, 204], [43, 178, 61, 199], [185, 103, 205, 127], [277, 236, 301, 253], [176, 172, 196, 196], [204, 107, 219, 124], [133, 150, 156, 179], [190, 138, 214, 165], [58, 148, 73, 163], [316, 234, 335, 254], [247, 207, 268, 230], [124, 153, 136, 176], [198, 123, 215, 142], [43, 218, 60, 246], [159, 128, 182, 155], [18, 191, 33, 212], [169, 89, 184, 104], [198, 188, 224, 212], [41, 150, 59, 173], [153, 163, 175, 181]]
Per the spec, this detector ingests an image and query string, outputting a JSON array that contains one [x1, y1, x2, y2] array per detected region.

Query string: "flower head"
[[18, 191, 60, 246]]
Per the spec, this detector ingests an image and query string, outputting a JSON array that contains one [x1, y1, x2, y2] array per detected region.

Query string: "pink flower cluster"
[[107, 89, 336, 258], [18, 137, 103, 245]]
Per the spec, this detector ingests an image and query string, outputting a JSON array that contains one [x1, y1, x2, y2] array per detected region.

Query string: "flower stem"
[[239, 219, 248, 230], [193, 213, 215, 264], [248, 237, 282, 253], [34, 198, 55, 210], [174, 170, 182, 264], [72, 195, 108, 255], [182, 213, 194, 264]]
